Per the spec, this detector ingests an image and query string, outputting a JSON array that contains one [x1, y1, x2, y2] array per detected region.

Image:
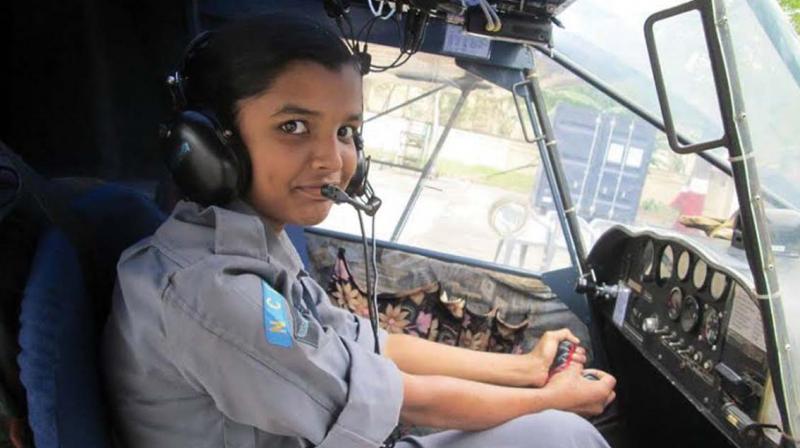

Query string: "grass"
[[368, 146, 537, 194], [435, 159, 536, 193]]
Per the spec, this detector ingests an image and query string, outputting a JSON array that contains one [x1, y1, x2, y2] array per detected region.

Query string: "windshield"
[[552, 0, 800, 433]]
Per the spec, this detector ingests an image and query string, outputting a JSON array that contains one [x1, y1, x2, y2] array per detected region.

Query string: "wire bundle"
[[333, 1, 429, 74]]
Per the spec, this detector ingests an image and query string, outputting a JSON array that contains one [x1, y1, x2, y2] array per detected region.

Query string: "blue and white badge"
[[262, 280, 292, 348]]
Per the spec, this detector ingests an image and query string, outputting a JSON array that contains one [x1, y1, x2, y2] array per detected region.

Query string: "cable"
[[357, 209, 381, 354], [477, 0, 496, 31], [335, 15, 359, 54], [478, 0, 502, 32], [371, 213, 379, 325], [337, 2, 427, 74], [368, 0, 397, 20]]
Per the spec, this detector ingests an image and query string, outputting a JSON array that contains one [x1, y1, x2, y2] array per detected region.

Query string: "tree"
[[779, 0, 800, 34]]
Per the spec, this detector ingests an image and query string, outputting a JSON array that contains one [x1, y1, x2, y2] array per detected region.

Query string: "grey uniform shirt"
[[103, 200, 403, 448]]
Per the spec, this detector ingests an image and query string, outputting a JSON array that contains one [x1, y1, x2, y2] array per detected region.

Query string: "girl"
[[103, 13, 616, 448]]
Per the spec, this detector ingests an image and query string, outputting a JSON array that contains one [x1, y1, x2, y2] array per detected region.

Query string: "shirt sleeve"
[[299, 275, 391, 354], [161, 257, 403, 447]]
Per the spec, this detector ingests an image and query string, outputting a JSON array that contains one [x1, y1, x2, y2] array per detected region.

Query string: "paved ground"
[[319, 166, 576, 273]]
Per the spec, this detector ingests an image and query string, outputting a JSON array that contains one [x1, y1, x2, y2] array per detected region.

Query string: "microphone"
[[321, 184, 382, 216]]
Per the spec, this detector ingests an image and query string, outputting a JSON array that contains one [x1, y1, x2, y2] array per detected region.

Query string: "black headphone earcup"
[[345, 132, 368, 197], [162, 110, 241, 206]]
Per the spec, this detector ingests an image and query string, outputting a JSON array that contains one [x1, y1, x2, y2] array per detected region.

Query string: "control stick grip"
[[548, 340, 599, 381], [549, 340, 577, 375]]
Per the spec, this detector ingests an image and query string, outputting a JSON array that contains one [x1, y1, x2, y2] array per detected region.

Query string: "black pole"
[[519, 62, 588, 275], [390, 81, 476, 242], [364, 83, 450, 124]]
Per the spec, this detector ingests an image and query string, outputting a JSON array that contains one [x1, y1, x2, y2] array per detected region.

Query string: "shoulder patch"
[[262, 280, 293, 348]]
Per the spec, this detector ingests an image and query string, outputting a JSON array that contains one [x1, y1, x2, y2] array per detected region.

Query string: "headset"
[[160, 31, 370, 206], [161, 27, 383, 358]]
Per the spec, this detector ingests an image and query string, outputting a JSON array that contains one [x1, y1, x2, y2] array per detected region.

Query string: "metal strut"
[[390, 78, 478, 242], [644, 0, 795, 441], [512, 49, 588, 276]]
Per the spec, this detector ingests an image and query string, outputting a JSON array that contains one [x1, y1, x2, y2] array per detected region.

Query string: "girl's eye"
[[338, 126, 355, 139], [279, 120, 308, 135]]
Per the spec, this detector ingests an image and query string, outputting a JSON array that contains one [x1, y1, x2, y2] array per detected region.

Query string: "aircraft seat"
[[17, 182, 166, 448]]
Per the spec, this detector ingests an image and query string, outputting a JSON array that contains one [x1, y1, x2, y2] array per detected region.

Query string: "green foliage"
[[779, 0, 800, 34], [435, 159, 535, 193], [641, 198, 669, 213]]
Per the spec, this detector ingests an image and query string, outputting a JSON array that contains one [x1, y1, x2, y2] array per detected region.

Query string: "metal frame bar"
[[645, 0, 795, 440], [529, 45, 795, 210], [364, 83, 450, 124], [609, 120, 636, 219], [390, 78, 478, 242], [644, 0, 728, 154], [575, 113, 603, 214], [512, 54, 588, 276]]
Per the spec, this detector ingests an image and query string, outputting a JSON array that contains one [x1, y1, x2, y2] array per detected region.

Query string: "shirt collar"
[[219, 200, 305, 276], [160, 200, 304, 275]]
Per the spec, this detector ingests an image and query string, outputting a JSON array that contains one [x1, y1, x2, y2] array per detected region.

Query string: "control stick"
[[548, 340, 599, 381]]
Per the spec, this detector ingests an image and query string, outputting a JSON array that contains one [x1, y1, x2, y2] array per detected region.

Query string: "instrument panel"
[[588, 227, 777, 447]]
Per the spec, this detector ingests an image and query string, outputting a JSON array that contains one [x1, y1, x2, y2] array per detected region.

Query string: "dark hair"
[[181, 14, 358, 128]]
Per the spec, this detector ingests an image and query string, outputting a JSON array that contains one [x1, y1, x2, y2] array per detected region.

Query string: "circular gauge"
[[702, 309, 721, 345], [659, 245, 674, 282], [680, 295, 702, 333], [677, 251, 691, 281], [693, 260, 708, 290], [710, 272, 729, 301], [642, 240, 655, 277], [667, 287, 683, 321]]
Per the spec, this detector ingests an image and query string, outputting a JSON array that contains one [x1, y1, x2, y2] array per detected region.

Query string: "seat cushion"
[[17, 182, 166, 448], [18, 229, 111, 448]]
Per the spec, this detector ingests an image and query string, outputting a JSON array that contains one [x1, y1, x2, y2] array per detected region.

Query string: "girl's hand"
[[527, 329, 587, 387], [543, 364, 617, 416]]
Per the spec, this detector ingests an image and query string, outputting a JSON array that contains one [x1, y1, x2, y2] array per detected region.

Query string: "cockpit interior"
[[1, 1, 798, 447]]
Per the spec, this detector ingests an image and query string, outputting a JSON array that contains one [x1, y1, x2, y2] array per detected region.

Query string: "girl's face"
[[236, 61, 362, 230]]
